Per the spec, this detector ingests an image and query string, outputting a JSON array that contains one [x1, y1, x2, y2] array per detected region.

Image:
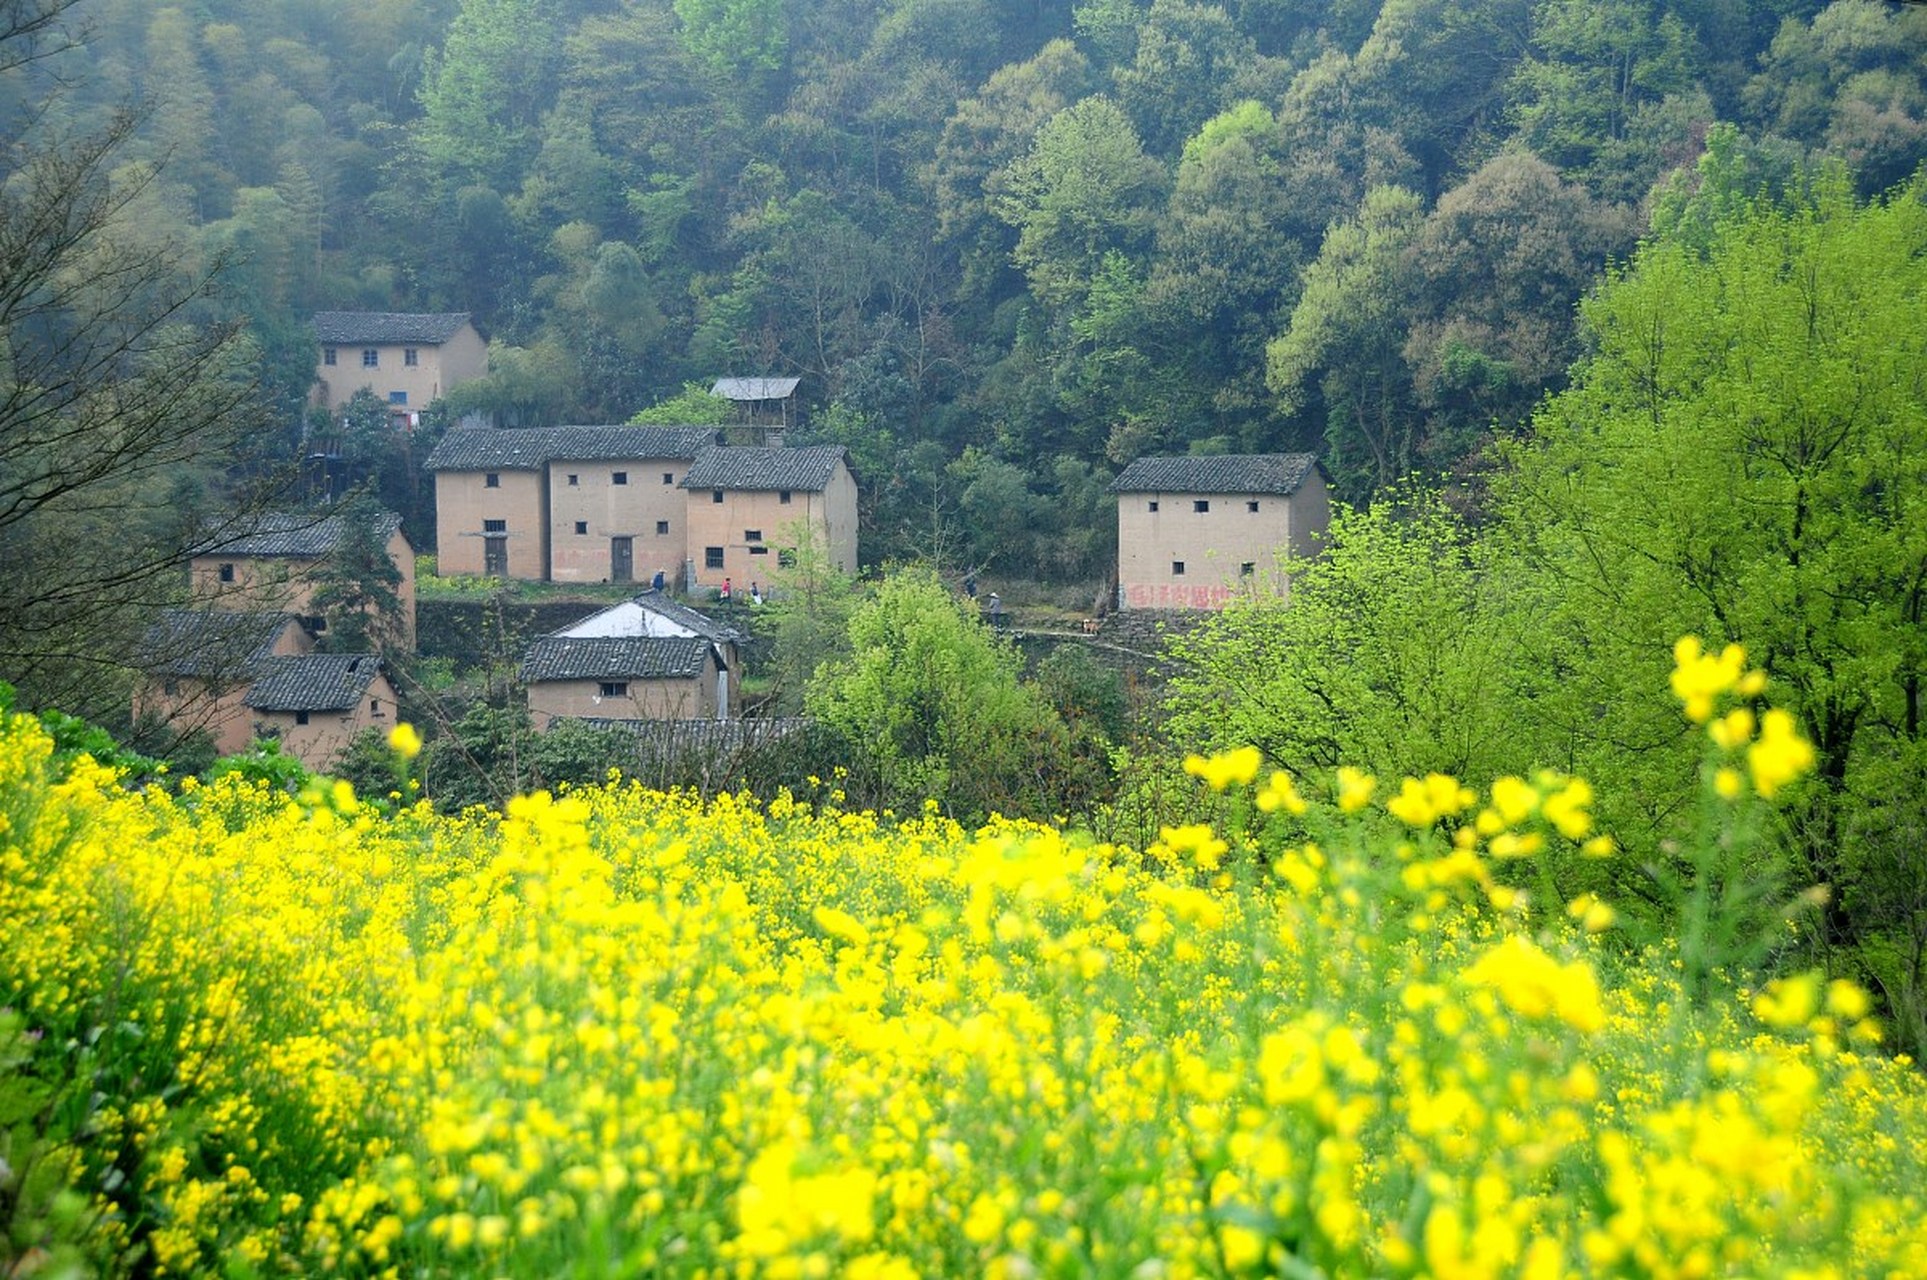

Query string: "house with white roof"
[[521, 590, 745, 727]]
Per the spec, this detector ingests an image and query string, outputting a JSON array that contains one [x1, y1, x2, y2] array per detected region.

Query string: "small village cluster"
[[139, 313, 1332, 770]]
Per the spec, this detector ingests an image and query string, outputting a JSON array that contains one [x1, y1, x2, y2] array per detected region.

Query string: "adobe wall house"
[[521, 636, 726, 729], [133, 610, 314, 755], [679, 445, 857, 592], [523, 590, 744, 727], [424, 425, 717, 583], [244, 654, 400, 770], [189, 510, 417, 648], [313, 312, 487, 423], [1112, 454, 1330, 610]]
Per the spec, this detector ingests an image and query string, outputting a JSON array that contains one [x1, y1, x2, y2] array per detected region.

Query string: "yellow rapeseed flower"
[[387, 721, 423, 759], [1747, 709, 1814, 799], [1184, 746, 1263, 791]]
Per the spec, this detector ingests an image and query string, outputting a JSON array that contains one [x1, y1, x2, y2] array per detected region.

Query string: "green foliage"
[[308, 498, 405, 653], [760, 525, 860, 714], [806, 567, 1090, 821], [628, 383, 730, 426], [206, 739, 312, 793]]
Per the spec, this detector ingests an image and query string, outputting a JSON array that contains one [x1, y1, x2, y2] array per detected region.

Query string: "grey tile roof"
[[521, 637, 713, 683], [243, 654, 383, 712], [712, 377, 801, 401], [194, 510, 403, 559], [628, 590, 744, 643], [1111, 454, 1322, 496], [139, 610, 297, 679], [424, 425, 720, 472], [680, 445, 848, 493], [314, 312, 473, 344]]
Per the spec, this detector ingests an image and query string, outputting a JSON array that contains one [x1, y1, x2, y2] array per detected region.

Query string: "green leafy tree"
[[761, 523, 860, 714], [309, 498, 404, 652], [993, 95, 1165, 312], [0, 0, 276, 720], [805, 566, 1080, 821], [1495, 173, 1927, 1049], [629, 382, 732, 426], [1266, 184, 1425, 501], [1166, 491, 1532, 787]]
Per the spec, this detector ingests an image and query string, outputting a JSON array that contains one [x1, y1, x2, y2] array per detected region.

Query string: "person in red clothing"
[[721, 577, 732, 602]]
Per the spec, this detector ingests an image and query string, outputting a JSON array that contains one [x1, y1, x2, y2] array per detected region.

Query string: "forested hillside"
[[8, 0, 1924, 577]]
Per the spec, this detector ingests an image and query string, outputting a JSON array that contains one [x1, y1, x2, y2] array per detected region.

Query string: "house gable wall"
[[252, 673, 401, 770], [1117, 471, 1329, 610], [315, 322, 486, 413], [526, 656, 721, 730], [434, 469, 548, 579], [548, 460, 691, 584], [682, 461, 857, 591]]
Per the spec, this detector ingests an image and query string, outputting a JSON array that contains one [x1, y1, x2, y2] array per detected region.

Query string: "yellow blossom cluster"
[[1, 697, 1923, 1279], [1672, 635, 1817, 799]]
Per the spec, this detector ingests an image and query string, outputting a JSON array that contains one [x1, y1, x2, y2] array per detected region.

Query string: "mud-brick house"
[[679, 445, 857, 592], [313, 312, 486, 424], [424, 425, 718, 584], [522, 591, 744, 728], [1112, 454, 1330, 610], [242, 654, 400, 768], [189, 510, 416, 648], [133, 610, 315, 755]]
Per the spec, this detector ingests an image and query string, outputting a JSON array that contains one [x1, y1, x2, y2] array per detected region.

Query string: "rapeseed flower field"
[[2, 643, 1925, 1277]]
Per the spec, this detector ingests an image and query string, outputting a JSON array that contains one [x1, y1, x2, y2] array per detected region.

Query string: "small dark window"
[[745, 529, 762, 542], [612, 471, 628, 486], [778, 548, 797, 568], [218, 562, 235, 583], [295, 710, 310, 726], [1194, 499, 1210, 513], [663, 472, 675, 485], [575, 521, 588, 535], [1148, 501, 1159, 512], [705, 546, 725, 569], [388, 390, 407, 405], [599, 681, 629, 697], [1240, 562, 1255, 577], [749, 545, 769, 556], [779, 490, 792, 504], [712, 489, 724, 504], [404, 348, 419, 367], [370, 699, 383, 715], [567, 473, 579, 486], [485, 472, 500, 488], [162, 679, 179, 696], [361, 349, 378, 368], [1172, 561, 1186, 575], [483, 519, 506, 533], [322, 347, 337, 366], [1247, 500, 1260, 513], [656, 520, 670, 535]]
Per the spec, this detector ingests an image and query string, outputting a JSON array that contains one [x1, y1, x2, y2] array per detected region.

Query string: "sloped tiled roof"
[[1111, 454, 1321, 496], [554, 590, 744, 644], [712, 377, 801, 401], [424, 425, 719, 472], [680, 445, 848, 493], [314, 312, 472, 344], [194, 510, 403, 559], [521, 636, 713, 683], [139, 610, 296, 679], [244, 654, 383, 712]]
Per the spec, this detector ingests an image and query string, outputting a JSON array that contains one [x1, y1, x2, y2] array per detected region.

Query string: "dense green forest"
[[7, 0, 1925, 583]]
